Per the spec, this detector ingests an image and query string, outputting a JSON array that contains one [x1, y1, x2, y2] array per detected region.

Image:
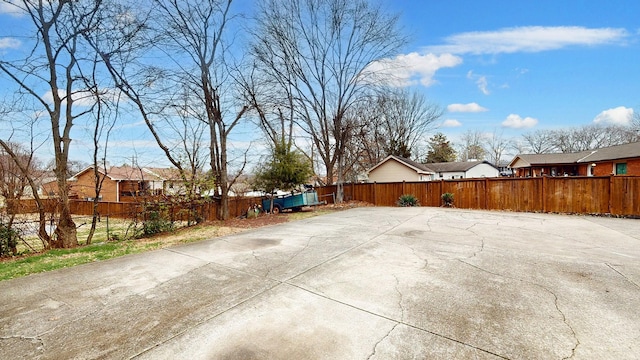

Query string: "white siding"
[[438, 171, 465, 179], [466, 163, 500, 178]]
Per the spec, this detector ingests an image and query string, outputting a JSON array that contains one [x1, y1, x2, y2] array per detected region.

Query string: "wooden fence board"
[[486, 178, 543, 212], [8, 176, 639, 219], [314, 176, 639, 217], [611, 176, 640, 216]]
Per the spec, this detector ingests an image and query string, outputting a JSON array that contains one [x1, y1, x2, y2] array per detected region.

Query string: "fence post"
[[402, 180, 406, 194], [609, 175, 614, 214], [542, 176, 547, 213], [373, 182, 377, 206], [352, 182, 355, 201], [484, 178, 489, 210]]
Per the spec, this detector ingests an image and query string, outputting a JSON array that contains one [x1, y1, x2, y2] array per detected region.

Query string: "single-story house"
[[44, 165, 186, 202], [71, 165, 165, 202], [366, 155, 500, 182], [426, 160, 501, 180], [508, 141, 640, 177], [367, 156, 435, 182]]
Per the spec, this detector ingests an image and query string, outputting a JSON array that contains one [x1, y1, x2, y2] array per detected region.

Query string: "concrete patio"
[[1, 207, 639, 359]]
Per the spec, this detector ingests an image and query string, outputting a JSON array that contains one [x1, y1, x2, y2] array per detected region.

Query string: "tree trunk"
[[218, 162, 230, 220], [52, 173, 78, 248], [53, 205, 78, 248], [335, 154, 344, 203]]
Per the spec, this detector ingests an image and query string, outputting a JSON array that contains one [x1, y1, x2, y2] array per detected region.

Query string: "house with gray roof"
[[367, 156, 435, 182], [508, 141, 640, 177], [366, 155, 500, 182], [426, 160, 501, 180]]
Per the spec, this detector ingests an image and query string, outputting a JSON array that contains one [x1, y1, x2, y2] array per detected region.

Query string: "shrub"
[[0, 222, 20, 257], [141, 210, 174, 237], [139, 203, 174, 238], [397, 194, 420, 207], [441, 192, 454, 207]]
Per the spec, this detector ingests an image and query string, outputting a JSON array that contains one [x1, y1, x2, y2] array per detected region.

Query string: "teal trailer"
[[262, 190, 325, 213]]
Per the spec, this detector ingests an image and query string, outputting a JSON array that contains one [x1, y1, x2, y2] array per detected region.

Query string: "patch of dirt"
[[212, 214, 290, 229], [1, 201, 371, 263], [322, 200, 374, 210]]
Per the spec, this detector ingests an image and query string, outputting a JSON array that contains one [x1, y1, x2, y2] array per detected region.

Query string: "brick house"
[[509, 141, 640, 177], [43, 165, 184, 202]]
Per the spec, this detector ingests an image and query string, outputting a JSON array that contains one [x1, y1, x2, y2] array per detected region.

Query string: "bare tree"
[[0, 136, 52, 250], [252, 0, 405, 201], [520, 124, 639, 155], [521, 129, 557, 154], [553, 124, 639, 153], [166, 85, 210, 200], [0, 142, 38, 254], [344, 89, 441, 178], [152, 0, 249, 220], [373, 89, 442, 158], [485, 129, 511, 165], [240, 65, 295, 152], [343, 102, 383, 178], [458, 129, 486, 161], [87, 0, 248, 220], [0, 0, 105, 248], [84, 58, 118, 245]]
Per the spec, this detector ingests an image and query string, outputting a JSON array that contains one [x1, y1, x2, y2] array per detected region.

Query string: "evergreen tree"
[[254, 142, 313, 195], [425, 133, 456, 163]]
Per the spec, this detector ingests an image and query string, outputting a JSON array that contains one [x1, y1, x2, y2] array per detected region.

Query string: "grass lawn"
[[0, 207, 338, 281]]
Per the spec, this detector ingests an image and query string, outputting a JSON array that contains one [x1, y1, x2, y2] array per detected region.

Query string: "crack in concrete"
[[130, 215, 423, 358], [392, 274, 405, 322], [365, 323, 399, 360], [408, 245, 430, 272], [468, 236, 485, 259], [265, 235, 317, 279], [458, 260, 580, 359], [605, 263, 640, 290], [550, 290, 580, 360], [130, 280, 285, 359], [283, 212, 425, 284], [289, 283, 510, 359]]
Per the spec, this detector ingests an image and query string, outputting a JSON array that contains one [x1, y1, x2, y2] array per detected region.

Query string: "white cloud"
[[43, 89, 97, 107], [476, 76, 489, 95], [426, 26, 628, 55], [502, 114, 538, 129], [365, 52, 462, 87], [0, 37, 20, 49], [592, 106, 633, 126], [42, 88, 123, 107], [0, 1, 22, 17], [447, 102, 488, 113], [467, 71, 490, 95], [442, 119, 462, 127]]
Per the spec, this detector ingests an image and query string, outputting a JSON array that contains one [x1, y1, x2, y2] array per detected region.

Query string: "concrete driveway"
[[1, 207, 639, 359]]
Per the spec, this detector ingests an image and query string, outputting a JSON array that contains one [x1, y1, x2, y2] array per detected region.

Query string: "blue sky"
[[1, 0, 639, 167], [381, 0, 639, 140]]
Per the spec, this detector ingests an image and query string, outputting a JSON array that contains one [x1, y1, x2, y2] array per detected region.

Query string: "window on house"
[[615, 163, 627, 175]]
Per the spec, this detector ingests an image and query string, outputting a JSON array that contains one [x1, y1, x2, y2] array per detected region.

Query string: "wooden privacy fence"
[[316, 176, 640, 217], [9, 197, 265, 221]]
